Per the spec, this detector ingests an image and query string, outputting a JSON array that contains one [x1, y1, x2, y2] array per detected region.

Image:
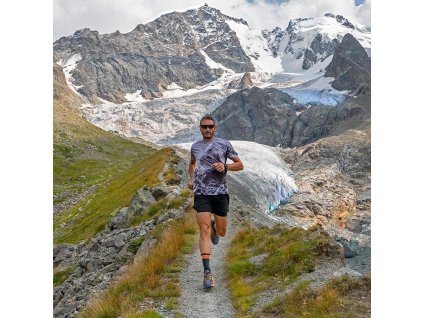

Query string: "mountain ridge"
[[53, 4, 370, 103]]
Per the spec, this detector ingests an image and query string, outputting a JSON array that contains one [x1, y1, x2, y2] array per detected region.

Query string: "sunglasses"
[[200, 124, 215, 129]]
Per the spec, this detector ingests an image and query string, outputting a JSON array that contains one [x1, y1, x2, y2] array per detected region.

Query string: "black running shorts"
[[193, 194, 230, 217]]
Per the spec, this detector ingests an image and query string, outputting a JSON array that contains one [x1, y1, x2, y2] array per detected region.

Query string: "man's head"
[[199, 115, 216, 140]]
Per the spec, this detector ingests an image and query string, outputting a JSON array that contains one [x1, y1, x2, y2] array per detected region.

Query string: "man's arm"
[[227, 156, 244, 171], [188, 158, 196, 189]]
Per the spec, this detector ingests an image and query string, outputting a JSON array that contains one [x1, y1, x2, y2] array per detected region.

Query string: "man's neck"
[[202, 137, 214, 143]]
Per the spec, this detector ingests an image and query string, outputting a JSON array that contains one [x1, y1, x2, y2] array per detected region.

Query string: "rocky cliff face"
[[325, 33, 371, 95], [302, 33, 339, 70], [213, 85, 370, 148], [212, 86, 304, 146], [53, 4, 254, 103], [276, 128, 371, 273]]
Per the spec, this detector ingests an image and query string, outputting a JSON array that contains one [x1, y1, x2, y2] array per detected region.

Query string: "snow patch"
[[160, 72, 238, 99], [125, 90, 147, 103], [199, 49, 234, 73], [56, 54, 84, 96], [226, 19, 283, 73], [80, 103, 93, 110], [166, 83, 183, 90]]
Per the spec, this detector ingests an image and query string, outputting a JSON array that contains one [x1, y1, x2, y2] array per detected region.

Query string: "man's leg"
[[212, 194, 229, 238], [197, 212, 212, 269], [214, 214, 228, 237], [197, 211, 215, 289]]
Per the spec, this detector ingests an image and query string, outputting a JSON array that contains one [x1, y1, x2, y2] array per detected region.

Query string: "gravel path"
[[178, 206, 237, 318]]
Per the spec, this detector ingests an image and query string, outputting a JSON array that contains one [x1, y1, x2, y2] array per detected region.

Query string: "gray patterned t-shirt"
[[190, 138, 239, 195]]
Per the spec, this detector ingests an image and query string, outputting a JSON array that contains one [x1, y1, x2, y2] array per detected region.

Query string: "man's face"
[[200, 119, 216, 140]]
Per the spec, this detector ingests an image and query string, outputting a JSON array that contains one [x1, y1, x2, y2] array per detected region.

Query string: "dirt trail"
[[158, 162, 169, 184], [178, 205, 237, 318]]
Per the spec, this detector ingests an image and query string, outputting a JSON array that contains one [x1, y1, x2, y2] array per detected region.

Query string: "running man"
[[188, 115, 244, 289]]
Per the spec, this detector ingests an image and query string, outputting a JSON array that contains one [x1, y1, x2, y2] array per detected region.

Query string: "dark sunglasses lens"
[[201, 125, 214, 129]]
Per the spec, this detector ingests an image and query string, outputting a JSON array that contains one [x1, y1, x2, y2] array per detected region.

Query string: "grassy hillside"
[[53, 108, 154, 207], [226, 224, 371, 317], [54, 147, 180, 244], [53, 64, 155, 207], [53, 63, 166, 243]]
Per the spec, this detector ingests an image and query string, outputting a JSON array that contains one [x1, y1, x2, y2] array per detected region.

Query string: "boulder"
[[127, 186, 156, 215], [108, 207, 130, 230], [164, 188, 182, 201], [151, 185, 181, 200]]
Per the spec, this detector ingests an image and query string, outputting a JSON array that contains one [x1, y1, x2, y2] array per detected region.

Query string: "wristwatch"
[[224, 163, 228, 173]]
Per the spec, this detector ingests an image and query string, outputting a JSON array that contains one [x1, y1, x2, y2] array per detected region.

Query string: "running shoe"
[[203, 270, 215, 289], [211, 219, 219, 245]]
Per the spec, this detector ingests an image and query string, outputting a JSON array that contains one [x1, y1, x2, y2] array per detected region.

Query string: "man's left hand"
[[212, 162, 225, 172]]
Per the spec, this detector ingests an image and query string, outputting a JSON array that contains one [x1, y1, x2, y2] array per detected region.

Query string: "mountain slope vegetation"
[[53, 64, 171, 243]]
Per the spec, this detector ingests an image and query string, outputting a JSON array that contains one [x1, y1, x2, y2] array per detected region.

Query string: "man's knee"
[[199, 223, 210, 236], [217, 228, 226, 237]]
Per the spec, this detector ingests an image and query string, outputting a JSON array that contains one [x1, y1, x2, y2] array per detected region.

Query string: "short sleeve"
[[190, 145, 195, 161], [226, 141, 238, 160]]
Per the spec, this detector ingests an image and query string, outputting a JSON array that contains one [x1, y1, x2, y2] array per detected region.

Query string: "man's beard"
[[202, 132, 214, 139]]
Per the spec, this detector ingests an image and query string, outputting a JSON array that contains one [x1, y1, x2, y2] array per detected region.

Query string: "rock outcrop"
[[213, 86, 370, 148], [302, 33, 339, 70], [324, 33, 371, 95], [276, 128, 371, 273], [213, 86, 302, 146], [227, 72, 253, 89]]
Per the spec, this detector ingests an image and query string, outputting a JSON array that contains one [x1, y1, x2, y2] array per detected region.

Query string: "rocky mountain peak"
[[325, 33, 371, 94], [186, 3, 249, 26], [262, 13, 370, 73], [324, 13, 355, 30], [334, 33, 370, 65], [72, 28, 100, 38], [53, 3, 256, 103], [286, 17, 312, 33], [227, 72, 253, 89]]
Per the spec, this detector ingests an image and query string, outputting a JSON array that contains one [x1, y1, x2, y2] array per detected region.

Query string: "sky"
[[54, 0, 371, 41]]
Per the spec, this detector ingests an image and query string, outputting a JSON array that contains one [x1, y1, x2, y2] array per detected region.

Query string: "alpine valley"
[[53, 4, 371, 318]]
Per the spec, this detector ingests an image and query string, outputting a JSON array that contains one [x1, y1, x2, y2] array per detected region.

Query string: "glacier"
[[176, 140, 298, 222]]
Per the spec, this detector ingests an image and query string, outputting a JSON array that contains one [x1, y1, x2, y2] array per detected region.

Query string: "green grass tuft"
[[226, 224, 348, 317], [138, 310, 164, 318], [128, 237, 145, 254], [264, 274, 371, 317], [53, 266, 75, 287]]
